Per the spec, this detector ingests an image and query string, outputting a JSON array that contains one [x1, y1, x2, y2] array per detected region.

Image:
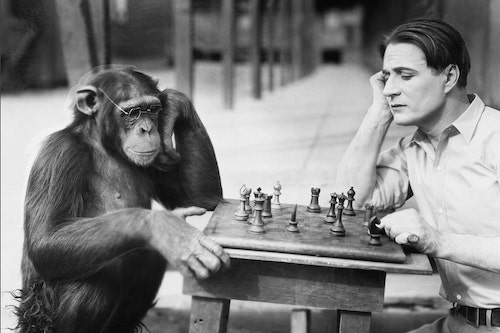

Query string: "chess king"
[[335, 19, 500, 332]]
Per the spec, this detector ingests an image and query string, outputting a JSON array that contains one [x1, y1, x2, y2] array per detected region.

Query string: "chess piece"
[[271, 181, 282, 209], [408, 234, 420, 244], [324, 193, 337, 223], [344, 187, 356, 216], [262, 194, 273, 218], [363, 203, 374, 227], [235, 185, 250, 221], [330, 193, 346, 236], [307, 187, 321, 213], [368, 216, 382, 246], [286, 204, 299, 232], [249, 195, 266, 233], [244, 187, 252, 212], [254, 187, 262, 198]]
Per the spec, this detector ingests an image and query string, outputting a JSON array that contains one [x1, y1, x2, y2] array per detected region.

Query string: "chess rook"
[[249, 195, 266, 233], [330, 193, 346, 236], [271, 181, 282, 209], [307, 187, 321, 213], [324, 193, 337, 223], [262, 194, 273, 218], [344, 186, 356, 216], [235, 185, 250, 221]]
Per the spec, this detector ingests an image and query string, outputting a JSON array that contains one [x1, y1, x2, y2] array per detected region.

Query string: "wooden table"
[[183, 200, 433, 333]]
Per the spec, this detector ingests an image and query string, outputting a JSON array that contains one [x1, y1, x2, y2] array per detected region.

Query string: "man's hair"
[[380, 18, 471, 88]]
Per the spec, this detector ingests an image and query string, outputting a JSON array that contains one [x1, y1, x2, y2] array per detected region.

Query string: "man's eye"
[[401, 74, 414, 80]]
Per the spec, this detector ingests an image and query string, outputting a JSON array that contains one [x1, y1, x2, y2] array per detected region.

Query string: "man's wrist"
[[366, 105, 393, 127]]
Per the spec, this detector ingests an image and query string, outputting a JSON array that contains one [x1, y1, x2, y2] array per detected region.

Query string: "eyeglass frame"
[[98, 88, 162, 120]]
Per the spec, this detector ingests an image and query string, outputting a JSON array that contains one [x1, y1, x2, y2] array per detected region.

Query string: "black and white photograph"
[[2, 0, 500, 332]]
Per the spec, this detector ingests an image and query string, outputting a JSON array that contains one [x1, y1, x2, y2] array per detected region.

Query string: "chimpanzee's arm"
[[153, 89, 223, 210], [24, 130, 228, 282]]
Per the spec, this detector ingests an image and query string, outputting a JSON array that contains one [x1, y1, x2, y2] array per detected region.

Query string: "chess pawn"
[[249, 196, 266, 233], [344, 187, 356, 216], [271, 181, 282, 209], [244, 187, 252, 213], [235, 185, 250, 221], [262, 194, 273, 218], [324, 193, 337, 223], [286, 204, 299, 232], [363, 203, 374, 227], [330, 193, 346, 236], [307, 187, 321, 213]]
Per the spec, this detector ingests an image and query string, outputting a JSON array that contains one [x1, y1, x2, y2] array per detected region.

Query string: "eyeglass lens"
[[127, 105, 162, 119]]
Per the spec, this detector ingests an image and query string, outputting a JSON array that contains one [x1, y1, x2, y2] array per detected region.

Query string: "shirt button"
[[437, 166, 442, 171], [457, 294, 462, 300], [438, 208, 444, 214]]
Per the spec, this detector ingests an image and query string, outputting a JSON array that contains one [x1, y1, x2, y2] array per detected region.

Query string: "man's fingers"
[[394, 232, 410, 244]]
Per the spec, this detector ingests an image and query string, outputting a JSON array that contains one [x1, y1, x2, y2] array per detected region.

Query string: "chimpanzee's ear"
[[76, 85, 100, 115]]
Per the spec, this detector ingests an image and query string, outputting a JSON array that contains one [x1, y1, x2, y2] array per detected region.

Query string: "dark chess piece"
[[330, 193, 346, 236], [344, 187, 356, 216], [262, 194, 273, 218], [271, 181, 282, 209], [324, 193, 337, 223], [249, 195, 266, 233], [363, 203, 374, 227], [286, 204, 299, 233], [254, 187, 262, 198], [307, 187, 321, 213], [235, 185, 250, 221], [368, 216, 382, 246], [244, 187, 252, 213]]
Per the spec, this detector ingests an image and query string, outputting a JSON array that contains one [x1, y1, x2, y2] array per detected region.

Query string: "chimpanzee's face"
[[115, 95, 162, 166]]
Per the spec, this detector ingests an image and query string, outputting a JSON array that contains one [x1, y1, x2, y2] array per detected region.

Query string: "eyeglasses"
[[99, 88, 162, 120]]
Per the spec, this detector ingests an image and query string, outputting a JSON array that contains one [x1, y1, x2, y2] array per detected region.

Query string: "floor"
[[1, 60, 446, 332]]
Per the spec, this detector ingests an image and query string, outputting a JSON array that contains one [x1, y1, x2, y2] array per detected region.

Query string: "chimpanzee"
[[15, 67, 231, 333]]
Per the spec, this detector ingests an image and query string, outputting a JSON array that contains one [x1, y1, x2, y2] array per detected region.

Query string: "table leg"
[[188, 296, 230, 333], [291, 308, 311, 333], [338, 310, 371, 333]]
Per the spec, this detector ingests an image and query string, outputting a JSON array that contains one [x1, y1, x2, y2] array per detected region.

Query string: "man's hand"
[[368, 71, 393, 125], [151, 209, 231, 279], [379, 208, 442, 256]]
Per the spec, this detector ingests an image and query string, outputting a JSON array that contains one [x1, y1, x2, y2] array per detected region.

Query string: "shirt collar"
[[410, 94, 485, 146], [452, 94, 484, 144]]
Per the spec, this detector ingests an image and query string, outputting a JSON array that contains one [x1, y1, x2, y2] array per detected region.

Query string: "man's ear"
[[444, 64, 460, 93], [76, 85, 100, 115]]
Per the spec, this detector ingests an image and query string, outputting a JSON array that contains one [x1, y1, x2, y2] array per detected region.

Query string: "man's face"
[[382, 43, 448, 132]]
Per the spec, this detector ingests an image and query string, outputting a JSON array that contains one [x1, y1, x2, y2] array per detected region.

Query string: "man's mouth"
[[390, 104, 406, 109]]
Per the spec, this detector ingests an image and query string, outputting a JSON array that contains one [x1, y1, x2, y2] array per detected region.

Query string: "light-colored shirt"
[[372, 94, 500, 308]]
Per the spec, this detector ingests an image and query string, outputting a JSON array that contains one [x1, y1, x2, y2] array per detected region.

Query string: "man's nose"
[[382, 76, 400, 97]]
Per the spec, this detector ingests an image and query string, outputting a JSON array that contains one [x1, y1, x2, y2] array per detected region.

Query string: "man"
[[336, 19, 500, 332]]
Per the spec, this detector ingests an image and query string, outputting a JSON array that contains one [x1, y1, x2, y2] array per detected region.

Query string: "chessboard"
[[204, 199, 407, 264]]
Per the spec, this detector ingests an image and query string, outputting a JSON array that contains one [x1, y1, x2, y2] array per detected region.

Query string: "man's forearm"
[[335, 107, 392, 208], [437, 232, 500, 273]]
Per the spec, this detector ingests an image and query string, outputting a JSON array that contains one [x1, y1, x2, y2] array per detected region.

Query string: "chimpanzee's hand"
[[150, 209, 231, 279], [171, 206, 206, 219]]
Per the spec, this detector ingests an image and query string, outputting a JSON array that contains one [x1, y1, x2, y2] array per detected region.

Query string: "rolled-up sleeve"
[[372, 137, 410, 210]]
